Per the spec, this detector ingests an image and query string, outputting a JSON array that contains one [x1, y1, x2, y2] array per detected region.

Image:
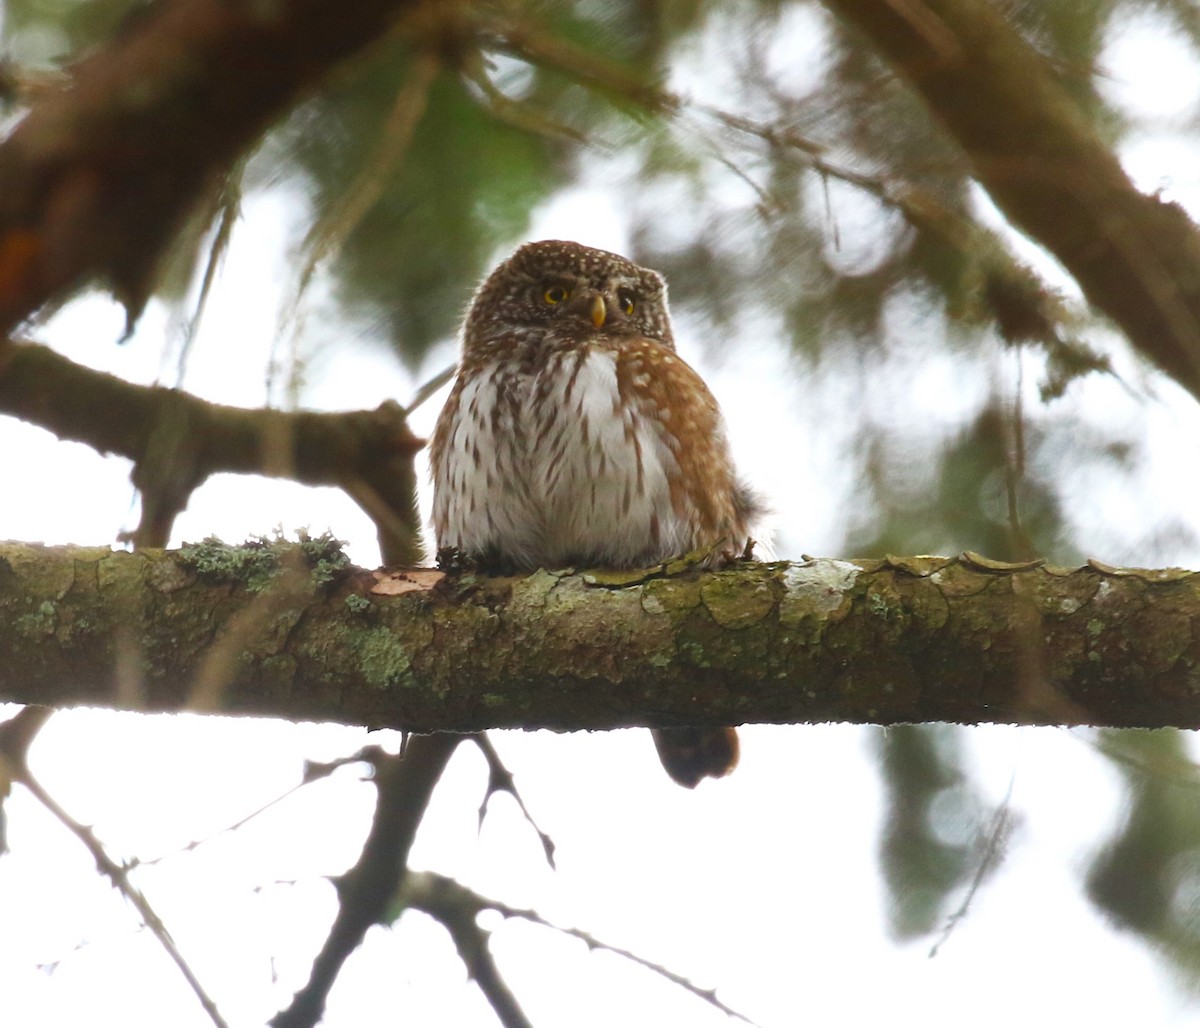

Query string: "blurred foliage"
[[270, 50, 568, 363], [847, 402, 1072, 562], [875, 724, 1012, 941], [1, 0, 142, 65], [1087, 731, 1200, 992], [5, 0, 1200, 992]]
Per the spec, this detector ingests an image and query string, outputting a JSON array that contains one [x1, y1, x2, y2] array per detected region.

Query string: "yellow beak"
[[591, 293, 606, 329]]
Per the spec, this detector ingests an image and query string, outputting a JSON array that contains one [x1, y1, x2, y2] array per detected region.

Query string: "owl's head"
[[463, 240, 675, 351]]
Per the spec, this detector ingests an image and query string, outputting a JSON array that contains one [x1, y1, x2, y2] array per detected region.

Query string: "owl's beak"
[[590, 293, 607, 329]]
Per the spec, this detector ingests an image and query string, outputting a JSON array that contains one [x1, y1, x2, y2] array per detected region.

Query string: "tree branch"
[[823, 0, 1200, 401], [400, 871, 533, 1028], [0, 0, 434, 330], [0, 340, 423, 562], [271, 737, 459, 1028], [400, 870, 759, 1026], [1, 543, 1199, 732]]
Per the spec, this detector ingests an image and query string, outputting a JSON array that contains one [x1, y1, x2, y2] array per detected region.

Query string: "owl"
[[430, 240, 762, 787]]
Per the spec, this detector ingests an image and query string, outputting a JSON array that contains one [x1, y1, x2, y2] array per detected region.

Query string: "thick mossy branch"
[[0, 542, 1198, 732]]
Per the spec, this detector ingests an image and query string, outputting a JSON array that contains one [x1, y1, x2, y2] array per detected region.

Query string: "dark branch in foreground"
[[0, 0, 428, 331], [271, 737, 459, 1028], [2, 543, 1200, 733]]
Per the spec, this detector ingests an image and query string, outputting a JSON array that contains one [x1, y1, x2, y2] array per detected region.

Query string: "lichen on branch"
[[0, 541, 1197, 733]]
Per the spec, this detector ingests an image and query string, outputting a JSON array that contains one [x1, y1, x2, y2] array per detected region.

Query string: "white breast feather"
[[531, 350, 683, 566], [434, 348, 693, 568]]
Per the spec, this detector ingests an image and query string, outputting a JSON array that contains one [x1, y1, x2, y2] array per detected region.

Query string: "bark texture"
[[2, 542, 1198, 733]]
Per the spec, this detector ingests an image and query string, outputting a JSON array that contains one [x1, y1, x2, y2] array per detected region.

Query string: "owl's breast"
[[433, 342, 742, 569], [522, 345, 693, 566]]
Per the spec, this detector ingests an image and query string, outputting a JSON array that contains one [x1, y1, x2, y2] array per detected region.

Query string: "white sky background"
[[5, 6, 1200, 1028]]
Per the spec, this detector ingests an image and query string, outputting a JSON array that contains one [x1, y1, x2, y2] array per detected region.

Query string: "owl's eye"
[[618, 290, 636, 315], [543, 285, 570, 305]]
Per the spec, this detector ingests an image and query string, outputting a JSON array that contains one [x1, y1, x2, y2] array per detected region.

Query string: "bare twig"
[[299, 52, 441, 289], [134, 747, 387, 869], [473, 735, 556, 869], [402, 870, 760, 1026], [403, 872, 532, 1028], [928, 774, 1017, 958], [404, 362, 456, 415], [0, 705, 54, 856], [172, 167, 246, 387], [0, 710, 229, 1027]]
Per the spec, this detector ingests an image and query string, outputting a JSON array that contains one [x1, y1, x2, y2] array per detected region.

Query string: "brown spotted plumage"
[[430, 240, 761, 787]]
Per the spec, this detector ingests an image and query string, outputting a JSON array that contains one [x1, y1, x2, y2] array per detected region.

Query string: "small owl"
[[430, 240, 762, 787]]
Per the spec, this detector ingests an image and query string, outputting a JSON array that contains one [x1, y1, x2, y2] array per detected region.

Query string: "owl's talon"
[[436, 546, 476, 575]]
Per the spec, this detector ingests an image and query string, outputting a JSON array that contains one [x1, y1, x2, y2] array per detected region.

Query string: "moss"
[[351, 624, 418, 691], [700, 571, 775, 629], [345, 593, 372, 614], [259, 653, 299, 694], [15, 600, 57, 638], [643, 575, 703, 623], [179, 531, 350, 592]]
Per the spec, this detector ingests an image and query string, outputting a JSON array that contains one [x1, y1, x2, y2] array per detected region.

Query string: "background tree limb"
[[0, 339, 423, 561], [825, 0, 1200, 401]]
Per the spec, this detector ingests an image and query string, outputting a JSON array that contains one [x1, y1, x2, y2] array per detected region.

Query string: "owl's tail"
[[651, 727, 739, 788]]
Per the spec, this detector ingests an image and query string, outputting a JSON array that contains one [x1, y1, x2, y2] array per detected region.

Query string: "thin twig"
[[271, 736, 460, 1028], [405, 872, 532, 1028], [8, 750, 229, 1026], [172, 167, 245, 387], [269, 51, 441, 407], [298, 51, 442, 292], [473, 735, 556, 869], [928, 774, 1016, 958], [404, 362, 456, 415], [463, 59, 596, 147], [403, 871, 760, 1026], [133, 747, 385, 868]]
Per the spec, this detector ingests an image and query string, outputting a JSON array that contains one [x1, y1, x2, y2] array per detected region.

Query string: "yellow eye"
[[618, 290, 635, 315], [544, 285, 570, 305]]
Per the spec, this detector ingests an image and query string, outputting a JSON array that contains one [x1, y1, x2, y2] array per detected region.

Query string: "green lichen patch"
[[700, 570, 775, 629], [353, 625, 417, 691], [643, 575, 703, 622], [15, 599, 57, 638], [179, 531, 350, 592], [345, 593, 372, 614]]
